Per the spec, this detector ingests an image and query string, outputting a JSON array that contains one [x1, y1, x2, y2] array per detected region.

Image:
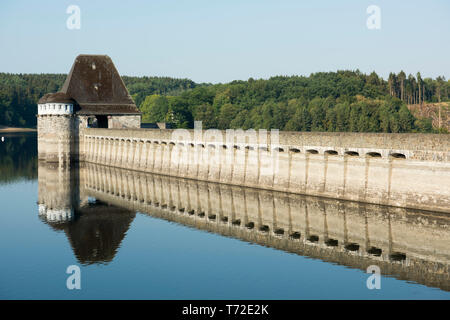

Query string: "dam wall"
[[80, 128, 450, 213]]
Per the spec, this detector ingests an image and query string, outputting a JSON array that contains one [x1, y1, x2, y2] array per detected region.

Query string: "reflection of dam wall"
[[80, 129, 450, 213], [81, 163, 450, 291]]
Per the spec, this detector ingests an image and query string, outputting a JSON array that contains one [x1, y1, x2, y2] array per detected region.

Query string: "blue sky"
[[0, 0, 449, 83]]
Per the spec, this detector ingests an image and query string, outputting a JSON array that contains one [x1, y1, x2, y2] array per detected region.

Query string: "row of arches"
[[84, 135, 407, 161], [82, 134, 414, 210]]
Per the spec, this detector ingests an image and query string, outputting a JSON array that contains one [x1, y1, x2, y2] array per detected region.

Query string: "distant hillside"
[[139, 71, 449, 133], [0, 71, 448, 133]]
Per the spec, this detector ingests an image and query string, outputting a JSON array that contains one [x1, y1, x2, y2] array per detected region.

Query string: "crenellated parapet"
[[37, 92, 75, 115], [38, 103, 74, 115]]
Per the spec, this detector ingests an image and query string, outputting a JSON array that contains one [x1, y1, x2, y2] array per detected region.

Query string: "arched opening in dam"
[[366, 152, 382, 158], [390, 152, 406, 159]]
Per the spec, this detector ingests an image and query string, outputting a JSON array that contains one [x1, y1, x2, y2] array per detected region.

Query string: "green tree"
[[167, 96, 193, 128], [217, 103, 240, 129], [194, 103, 218, 128], [140, 94, 169, 123], [398, 105, 415, 132]]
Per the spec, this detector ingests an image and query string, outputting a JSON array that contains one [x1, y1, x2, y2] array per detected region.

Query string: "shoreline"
[[0, 126, 37, 133]]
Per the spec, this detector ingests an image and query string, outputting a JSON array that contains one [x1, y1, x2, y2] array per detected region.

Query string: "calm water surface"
[[0, 133, 449, 299]]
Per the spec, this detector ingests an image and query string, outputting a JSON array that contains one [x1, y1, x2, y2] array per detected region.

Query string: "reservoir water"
[[0, 133, 449, 299]]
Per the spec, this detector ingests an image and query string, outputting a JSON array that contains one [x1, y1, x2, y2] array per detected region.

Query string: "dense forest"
[[1, 70, 448, 133], [0, 73, 66, 127]]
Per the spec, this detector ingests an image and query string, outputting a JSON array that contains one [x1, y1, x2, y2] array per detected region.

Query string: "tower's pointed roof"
[[61, 54, 140, 115], [45, 92, 76, 104]]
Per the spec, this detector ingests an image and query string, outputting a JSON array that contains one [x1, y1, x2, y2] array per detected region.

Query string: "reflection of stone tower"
[[37, 93, 76, 164], [37, 161, 78, 223], [37, 161, 136, 265]]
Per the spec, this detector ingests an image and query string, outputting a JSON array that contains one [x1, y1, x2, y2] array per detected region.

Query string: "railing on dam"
[[79, 128, 450, 213], [36, 161, 450, 291]]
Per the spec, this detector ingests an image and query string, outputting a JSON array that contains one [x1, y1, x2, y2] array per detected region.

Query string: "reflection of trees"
[[0, 133, 37, 184]]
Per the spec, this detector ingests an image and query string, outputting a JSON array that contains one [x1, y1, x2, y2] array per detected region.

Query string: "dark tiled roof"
[[45, 92, 76, 104], [38, 93, 51, 104], [75, 104, 141, 115], [60, 54, 140, 115]]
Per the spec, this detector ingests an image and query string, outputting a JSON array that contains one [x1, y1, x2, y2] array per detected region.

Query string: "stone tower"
[[37, 54, 141, 163], [37, 92, 76, 163]]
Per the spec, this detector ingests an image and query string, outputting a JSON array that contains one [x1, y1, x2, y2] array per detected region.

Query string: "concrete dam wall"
[[78, 128, 450, 213]]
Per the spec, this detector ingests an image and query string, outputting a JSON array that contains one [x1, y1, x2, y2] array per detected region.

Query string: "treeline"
[[387, 72, 448, 105], [1, 70, 448, 133], [142, 92, 431, 133], [123, 76, 197, 107], [0, 73, 197, 127], [141, 71, 448, 132], [0, 73, 66, 127]]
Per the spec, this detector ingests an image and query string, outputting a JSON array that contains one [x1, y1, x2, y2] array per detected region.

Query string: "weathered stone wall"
[[108, 115, 141, 129], [80, 128, 450, 213], [38, 115, 142, 163], [37, 115, 75, 163], [84, 128, 449, 161]]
